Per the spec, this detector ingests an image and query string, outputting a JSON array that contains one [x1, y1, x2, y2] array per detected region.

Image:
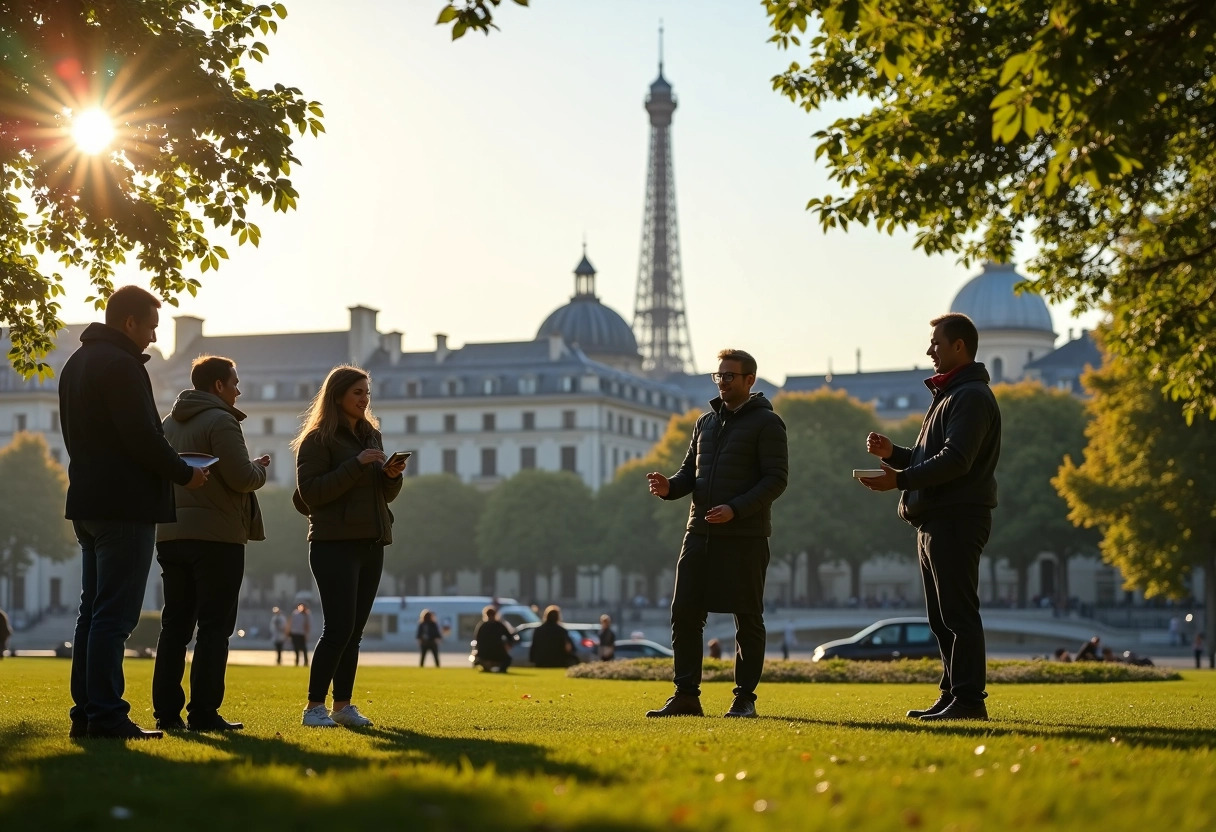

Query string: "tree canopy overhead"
[[764, 0, 1216, 420], [0, 1, 322, 376]]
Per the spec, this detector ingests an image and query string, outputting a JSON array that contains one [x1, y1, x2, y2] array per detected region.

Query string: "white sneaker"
[[302, 705, 338, 727], [329, 705, 373, 727]]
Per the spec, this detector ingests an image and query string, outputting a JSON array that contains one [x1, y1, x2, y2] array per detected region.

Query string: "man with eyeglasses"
[[645, 349, 788, 719]]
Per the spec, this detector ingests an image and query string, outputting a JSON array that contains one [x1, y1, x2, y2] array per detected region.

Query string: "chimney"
[[381, 331, 402, 366], [435, 333, 449, 364], [174, 315, 204, 356], [348, 305, 380, 365], [548, 332, 564, 361]]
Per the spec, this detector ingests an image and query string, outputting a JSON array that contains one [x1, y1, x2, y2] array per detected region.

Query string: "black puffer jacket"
[[888, 362, 1001, 525], [294, 424, 403, 544], [58, 323, 192, 522], [665, 392, 788, 537]]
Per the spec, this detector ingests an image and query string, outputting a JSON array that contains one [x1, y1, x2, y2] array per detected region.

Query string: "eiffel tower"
[[633, 28, 695, 377]]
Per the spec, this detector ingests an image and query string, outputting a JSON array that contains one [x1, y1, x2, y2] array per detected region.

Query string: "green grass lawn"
[[1, 659, 1213, 831]]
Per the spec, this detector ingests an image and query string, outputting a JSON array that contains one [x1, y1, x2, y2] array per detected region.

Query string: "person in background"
[[531, 605, 577, 668], [59, 285, 208, 740], [289, 603, 311, 667], [1195, 632, 1206, 670], [472, 606, 517, 673], [417, 609, 442, 667], [707, 638, 723, 660], [0, 608, 10, 658], [270, 606, 288, 666], [292, 366, 405, 728], [152, 355, 270, 733], [598, 614, 617, 662]]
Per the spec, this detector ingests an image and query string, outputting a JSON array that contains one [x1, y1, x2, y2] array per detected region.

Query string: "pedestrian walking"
[[417, 610, 441, 667], [644, 348, 788, 719], [598, 614, 616, 661], [859, 313, 1001, 722], [289, 603, 311, 667], [270, 606, 288, 665]]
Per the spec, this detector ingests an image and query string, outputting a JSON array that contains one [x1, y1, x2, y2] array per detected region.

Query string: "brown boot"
[[645, 693, 704, 718]]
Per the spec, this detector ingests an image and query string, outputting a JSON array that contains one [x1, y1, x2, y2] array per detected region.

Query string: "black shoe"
[[156, 715, 188, 731], [86, 720, 164, 740], [188, 714, 244, 732], [724, 695, 758, 719], [906, 693, 954, 719], [919, 700, 988, 722], [69, 719, 88, 739], [646, 693, 704, 718]]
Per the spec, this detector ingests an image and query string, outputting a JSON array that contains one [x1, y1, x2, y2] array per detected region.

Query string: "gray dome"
[[537, 298, 639, 357], [950, 262, 1054, 333]]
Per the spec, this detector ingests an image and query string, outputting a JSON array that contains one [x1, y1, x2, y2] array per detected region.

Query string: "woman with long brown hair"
[[291, 366, 406, 727]]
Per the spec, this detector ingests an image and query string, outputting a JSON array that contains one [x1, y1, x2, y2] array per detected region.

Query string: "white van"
[[363, 596, 539, 648]]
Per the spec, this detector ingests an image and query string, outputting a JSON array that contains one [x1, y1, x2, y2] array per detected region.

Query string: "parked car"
[[482, 621, 600, 667], [811, 617, 940, 662], [610, 639, 674, 660]]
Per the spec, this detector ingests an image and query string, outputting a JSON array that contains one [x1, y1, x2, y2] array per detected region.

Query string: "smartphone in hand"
[[384, 451, 412, 467]]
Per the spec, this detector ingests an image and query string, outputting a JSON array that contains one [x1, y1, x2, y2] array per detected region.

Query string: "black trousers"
[[420, 643, 440, 667], [917, 511, 991, 704], [152, 540, 245, 722], [670, 534, 769, 701], [308, 539, 383, 703], [290, 633, 308, 666]]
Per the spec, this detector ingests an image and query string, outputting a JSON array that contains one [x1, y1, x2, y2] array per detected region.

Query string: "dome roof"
[[950, 262, 1054, 333], [537, 299, 639, 357]]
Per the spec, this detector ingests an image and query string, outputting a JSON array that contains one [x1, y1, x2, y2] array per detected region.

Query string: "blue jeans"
[[70, 520, 156, 729]]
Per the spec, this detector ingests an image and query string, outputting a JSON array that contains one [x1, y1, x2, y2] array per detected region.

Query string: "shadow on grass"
[[0, 722, 634, 832], [768, 715, 1216, 750]]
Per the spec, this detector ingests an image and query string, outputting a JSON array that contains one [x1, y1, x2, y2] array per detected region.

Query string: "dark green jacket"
[[294, 425, 402, 544], [888, 362, 1001, 525], [664, 392, 789, 537]]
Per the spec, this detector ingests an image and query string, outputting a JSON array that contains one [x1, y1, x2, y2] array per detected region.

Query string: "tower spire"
[[633, 31, 695, 377]]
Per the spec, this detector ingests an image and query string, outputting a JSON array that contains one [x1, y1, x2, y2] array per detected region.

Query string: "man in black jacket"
[[860, 313, 1001, 722], [645, 349, 788, 719], [59, 286, 208, 740]]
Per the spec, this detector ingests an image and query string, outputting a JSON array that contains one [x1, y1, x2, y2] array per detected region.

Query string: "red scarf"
[[928, 364, 968, 392]]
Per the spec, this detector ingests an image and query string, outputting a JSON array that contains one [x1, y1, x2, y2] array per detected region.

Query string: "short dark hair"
[[544, 605, 561, 624], [104, 285, 161, 327], [929, 313, 979, 359], [717, 348, 757, 377], [190, 355, 235, 392], [482, 606, 497, 620]]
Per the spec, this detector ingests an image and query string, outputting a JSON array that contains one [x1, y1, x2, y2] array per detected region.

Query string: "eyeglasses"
[[711, 372, 748, 384]]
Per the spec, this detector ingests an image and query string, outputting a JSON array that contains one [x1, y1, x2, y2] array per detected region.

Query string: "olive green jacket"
[[294, 425, 402, 544], [157, 390, 268, 544]]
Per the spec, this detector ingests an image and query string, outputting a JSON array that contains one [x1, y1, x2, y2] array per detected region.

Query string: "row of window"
[[412, 446, 579, 478], [9, 412, 60, 433], [251, 411, 663, 438]]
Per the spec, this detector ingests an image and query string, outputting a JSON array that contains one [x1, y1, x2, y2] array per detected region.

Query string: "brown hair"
[[717, 348, 757, 377], [544, 605, 562, 624], [190, 355, 235, 393], [929, 313, 979, 359], [105, 285, 160, 327], [290, 365, 378, 452]]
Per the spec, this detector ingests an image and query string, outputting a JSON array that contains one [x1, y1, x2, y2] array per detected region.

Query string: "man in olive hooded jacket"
[[152, 355, 269, 732]]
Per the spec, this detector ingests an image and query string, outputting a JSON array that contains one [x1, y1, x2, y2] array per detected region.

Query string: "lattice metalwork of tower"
[[633, 46, 695, 377]]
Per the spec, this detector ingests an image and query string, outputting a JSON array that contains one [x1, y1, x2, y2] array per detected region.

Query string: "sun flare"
[[70, 108, 115, 154]]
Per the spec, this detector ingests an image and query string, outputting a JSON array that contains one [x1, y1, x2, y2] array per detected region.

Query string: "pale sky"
[[57, 0, 1100, 382]]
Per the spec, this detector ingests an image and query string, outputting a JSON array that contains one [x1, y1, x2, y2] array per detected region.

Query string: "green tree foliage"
[[435, 0, 529, 40], [765, 1, 1216, 419], [0, 2, 323, 377], [383, 475, 485, 594], [987, 382, 1097, 606], [0, 433, 74, 608], [1055, 343, 1216, 619], [244, 487, 310, 594], [594, 459, 672, 603], [475, 469, 594, 602], [772, 391, 911, 604]]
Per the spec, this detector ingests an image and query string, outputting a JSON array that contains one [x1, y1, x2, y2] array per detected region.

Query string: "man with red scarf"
[[859, 313, 1001, 722]]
